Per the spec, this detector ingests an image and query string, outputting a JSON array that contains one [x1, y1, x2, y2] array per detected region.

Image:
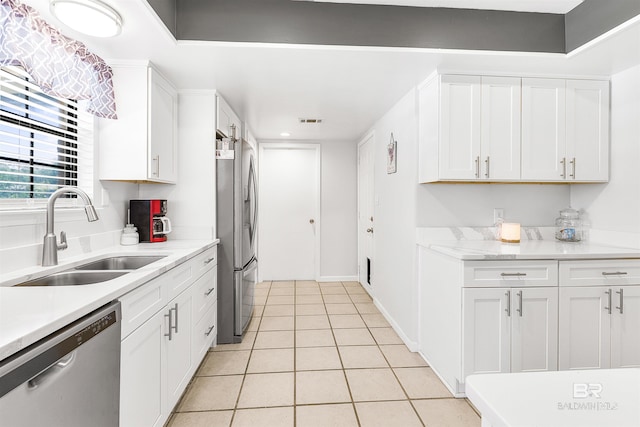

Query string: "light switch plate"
[[493, 208, 504, 224]]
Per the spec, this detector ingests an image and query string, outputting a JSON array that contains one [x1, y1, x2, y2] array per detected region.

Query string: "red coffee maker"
[[129, 200, 172, 242]]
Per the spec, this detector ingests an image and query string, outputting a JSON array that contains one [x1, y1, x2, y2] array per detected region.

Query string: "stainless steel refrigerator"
[[216, 131, 257, 344]]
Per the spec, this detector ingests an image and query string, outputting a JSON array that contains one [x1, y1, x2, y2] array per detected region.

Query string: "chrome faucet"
[[42, 187, 99, 266]]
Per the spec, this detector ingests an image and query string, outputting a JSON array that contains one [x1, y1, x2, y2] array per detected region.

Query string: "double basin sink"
[[16, 256, 166, 287]]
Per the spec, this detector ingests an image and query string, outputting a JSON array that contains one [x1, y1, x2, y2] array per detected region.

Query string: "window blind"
[[0, 66, 94, 205]]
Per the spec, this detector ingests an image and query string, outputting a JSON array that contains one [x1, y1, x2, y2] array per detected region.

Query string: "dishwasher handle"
[[27, 352, 76, 390]]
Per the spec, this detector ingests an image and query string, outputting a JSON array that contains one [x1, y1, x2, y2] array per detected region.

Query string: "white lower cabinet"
[[559, 285, 640, 370], [119, 247, 217, 427], [463, 287, 558, 379]]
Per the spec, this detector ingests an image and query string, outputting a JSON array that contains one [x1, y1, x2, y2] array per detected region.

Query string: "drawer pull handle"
[[205, 288, 215, 296], [500, 272, 527, 277], [602, 271, 627, 276], [205, 325, 215, 336], [204, 257, 215, 265]]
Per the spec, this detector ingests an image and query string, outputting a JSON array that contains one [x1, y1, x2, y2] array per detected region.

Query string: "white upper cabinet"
[[521, 78, 566, 180], [419, 73, 609, 184], [565, 79, 610, 181], [99, 63, 177, 183], [216, 94, 241, 139]]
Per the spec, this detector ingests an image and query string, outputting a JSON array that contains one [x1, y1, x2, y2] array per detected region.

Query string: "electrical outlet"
[[493, 208, 504, 224]]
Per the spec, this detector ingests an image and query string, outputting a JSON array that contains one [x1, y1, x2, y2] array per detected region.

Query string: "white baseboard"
[[372, 298, 419, 352], [318, 275, 359, 282]]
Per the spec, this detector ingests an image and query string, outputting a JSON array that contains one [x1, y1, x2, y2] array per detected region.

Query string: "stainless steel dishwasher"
[[0, 301, 121, 427]]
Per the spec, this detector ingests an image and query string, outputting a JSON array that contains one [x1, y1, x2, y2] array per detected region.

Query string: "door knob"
[[366, 228, 373, 233], [309, 219, 315, 224]]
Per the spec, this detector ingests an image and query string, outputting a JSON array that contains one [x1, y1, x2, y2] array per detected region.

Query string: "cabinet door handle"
[[560, 157, 567, 178], [205, 287, 215, 296], [570, 157, 576, 179], [484, 157, 490, 178], [616, 288, 624, 314], [475, 156, 480, 178], [204, 257, 215, 265], [605, 289, 612, 315], [602, 271, 628, 276], [152, 155, 160, 176], [517, 290, 523, 317], [500, 272, 527, 277], [505, 290, 511, 317], [172, 303, 179, 334], [205, 325, 215, 336], [164, 309, 173, 341]]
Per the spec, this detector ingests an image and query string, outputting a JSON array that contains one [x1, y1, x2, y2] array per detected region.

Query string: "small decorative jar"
[[555, 208, 583, 242]]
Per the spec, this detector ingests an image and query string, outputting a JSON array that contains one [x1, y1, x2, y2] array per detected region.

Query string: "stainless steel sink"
[[74, 256, 166, 271], [15, 271, 128, 287]]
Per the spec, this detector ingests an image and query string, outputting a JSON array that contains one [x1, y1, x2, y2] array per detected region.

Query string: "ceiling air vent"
[[299, 118, 323, 124]]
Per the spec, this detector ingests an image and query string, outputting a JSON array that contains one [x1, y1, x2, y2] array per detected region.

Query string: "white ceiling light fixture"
[[280, 132, 291, 137], [50, 0, 123, 37]]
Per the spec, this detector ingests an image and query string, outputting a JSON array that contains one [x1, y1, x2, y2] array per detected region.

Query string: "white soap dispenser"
[[120, 209, 140, 246]]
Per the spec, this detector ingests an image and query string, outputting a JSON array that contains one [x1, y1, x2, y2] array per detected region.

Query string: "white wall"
[[258, 139, 358, 281], [571, 64, 640, 248], [367, 86, 572, 347], [139, 91, 217, 240]]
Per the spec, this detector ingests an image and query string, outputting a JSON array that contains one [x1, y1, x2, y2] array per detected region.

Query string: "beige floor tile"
[[232, 407, 294, 427], [354, 302, 379, 314], [295, 329, 335, 347], [296, 287, 322, 295], [322, 294, 353, 304], [259, 316, 294, 331], [254, 295, 267, 306], [237, 372, 294, 408], [296, 370, 351, 404], [325, 303, 358, 315], [342, 281, 361, 287], [296, 280, 319, 287], [333, 328, 375, 346], [355, 401, 423, 427], [346, 286, 368, 295], [296, 314, 330, 330], [345, 369, 406, 402], [256, 281, 271, 289], [349, 293, 373, 303], [247, 348, 294, 373], [369, 328, 403, 345], [339, 346, 388, 369], [295, 303, 327, 315], [253, 305, 265, 317], [394, 367, 452, 398], [212, 331, 256, 352], [254, 330, 295, 349], [168, 411, 233, 427], [361, 314, 390, 328], [267, 295, 295, 305], [380, 345, 427, 367], [296, 295, 324, 304], [177, 376, 243, 411], [321, 287, 348, 295], [263, 304, 295, 317], [296, 346, 343, 371], [254, 289, 270, 297], [296, 404, 359, 427], [269, 287, 296, 296], [245, 315, 261, 332], [198, 350, 250, 376], [272, 281, 295, 288], [328, 314, 366, 329], [319, 281, 343, 287], [412, 399, 481, 427]]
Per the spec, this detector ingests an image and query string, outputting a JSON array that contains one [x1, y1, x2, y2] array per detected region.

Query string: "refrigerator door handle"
[[249, 157, 258, 249]]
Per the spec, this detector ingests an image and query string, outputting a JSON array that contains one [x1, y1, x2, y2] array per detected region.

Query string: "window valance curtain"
[[0, 0, 117, 119]]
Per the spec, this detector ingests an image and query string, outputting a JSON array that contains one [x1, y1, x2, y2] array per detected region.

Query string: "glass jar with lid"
[[555, 208, 583, 242]]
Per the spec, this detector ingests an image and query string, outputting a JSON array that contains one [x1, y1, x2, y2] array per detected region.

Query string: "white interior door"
[[358, 134, 375, 290], [258, 143, 320, 281]]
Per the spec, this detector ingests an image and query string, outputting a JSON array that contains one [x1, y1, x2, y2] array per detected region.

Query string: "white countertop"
[[0, 239, 218, 361], [466, 369, 640, 427], [425, 240, 640, 260]]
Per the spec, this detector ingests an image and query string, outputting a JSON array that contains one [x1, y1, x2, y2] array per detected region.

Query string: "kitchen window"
[[0, 66, 94, 208]]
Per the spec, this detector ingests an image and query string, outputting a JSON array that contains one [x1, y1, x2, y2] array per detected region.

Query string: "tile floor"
[[168, 280, 480, 427]]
